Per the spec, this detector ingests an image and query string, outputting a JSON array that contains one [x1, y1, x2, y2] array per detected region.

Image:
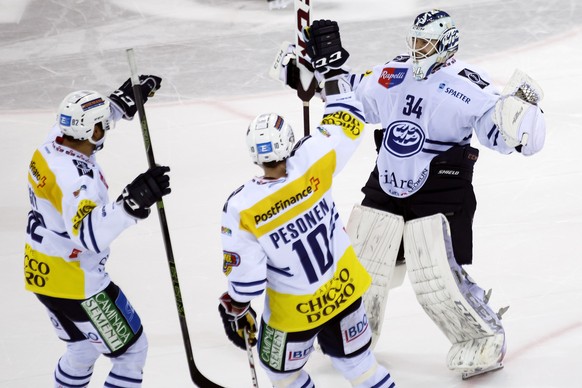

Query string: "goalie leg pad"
[[403, 214, 506, 373], [346, 205, 404, 349]]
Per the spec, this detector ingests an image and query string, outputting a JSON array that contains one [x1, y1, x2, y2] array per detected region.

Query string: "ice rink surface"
[[1, 0, 581, 387]]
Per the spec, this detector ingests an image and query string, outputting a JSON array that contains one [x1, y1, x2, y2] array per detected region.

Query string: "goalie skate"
[[346, 205, 404, 348], [404, 214, 506, 375]]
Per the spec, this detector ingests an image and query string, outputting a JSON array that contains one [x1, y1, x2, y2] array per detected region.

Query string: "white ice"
[[1, 0, 581, 387]]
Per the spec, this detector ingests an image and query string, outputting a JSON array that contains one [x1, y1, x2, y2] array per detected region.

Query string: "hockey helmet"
[[406, 9, 459, 80], [57, 90, 113, 149], [246, 113, 295, 165]]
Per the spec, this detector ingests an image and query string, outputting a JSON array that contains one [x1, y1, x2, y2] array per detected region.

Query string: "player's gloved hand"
[[109, 75, 162, 119], [218, 292, 258, 350], [304, 19, 350, 78], [119, 165, 171, 219]]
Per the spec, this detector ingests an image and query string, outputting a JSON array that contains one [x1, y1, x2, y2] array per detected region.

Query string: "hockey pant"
[[36, 282, 147, 387], [258, 299, 396, 387]]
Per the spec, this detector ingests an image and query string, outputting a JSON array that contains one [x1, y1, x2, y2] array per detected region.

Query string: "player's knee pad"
[[105, 332, 148, 387], [404, 214, 506, 372], [265, 369, 314, 388], [331, 349, 395, 388], [346, 204, 404, 348], [54, 340, 100, 387]]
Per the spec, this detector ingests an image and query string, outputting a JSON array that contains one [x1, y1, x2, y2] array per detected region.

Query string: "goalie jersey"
[[24, 115, 136, 300], [352, 55, 515, 197], [221, 91, 372, 333]]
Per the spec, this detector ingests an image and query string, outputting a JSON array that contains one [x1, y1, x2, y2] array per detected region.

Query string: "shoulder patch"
[[72, 159, 94, 178], [458, 68, 490, 89], [289, 135, 312, 158], [391, 54, 410, 63], [223, 184, 244, 213]]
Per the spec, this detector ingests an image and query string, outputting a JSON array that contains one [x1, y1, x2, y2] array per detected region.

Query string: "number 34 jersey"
[[221, 93, 372, 333]]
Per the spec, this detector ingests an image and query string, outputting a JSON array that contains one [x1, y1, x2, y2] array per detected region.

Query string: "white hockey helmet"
[[246, 113, 295, 165], [57, 90, 113, 148], [406, 9, 459, 80]]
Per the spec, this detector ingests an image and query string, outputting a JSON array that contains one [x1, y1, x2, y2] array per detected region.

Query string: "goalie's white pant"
[[53, 333, 148, 387], [404, 214, 506, 373], [265, 349, 395, 388]]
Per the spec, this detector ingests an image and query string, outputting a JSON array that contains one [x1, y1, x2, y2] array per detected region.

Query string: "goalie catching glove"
[[218, 292, 258, 350], [493, 69, 545, 156], [119, 165, 171, 219], [109, 75, 162, 119]]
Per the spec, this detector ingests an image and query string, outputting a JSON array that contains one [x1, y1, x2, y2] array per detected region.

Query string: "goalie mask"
[[406, 9, 459, 80], [57, 90, 113, 151], [246, 113, 295, 165]]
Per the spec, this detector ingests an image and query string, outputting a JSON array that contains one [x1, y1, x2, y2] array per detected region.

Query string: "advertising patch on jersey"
[[383, 120, 425, 157], [221, 226, 232, 236], [340, 303, 371, 354], [257, 142, 273, 155], [72, 199, 97, 236], [378, 67, 407, 89], [81, 291, 135, 352], [223, 251, 240, 276], [458, 68, 490, 89], [259, 324, 287, 371], [73, 160, 94, 178], [285, 339, 315, 370], [321, 111, 364, 140], [115, 289, 141, 334]]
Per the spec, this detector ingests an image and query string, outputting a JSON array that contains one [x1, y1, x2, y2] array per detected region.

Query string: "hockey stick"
[[294, 0, 317, 136], [244, 329, 259, 387], [126, 48, 223, 388]]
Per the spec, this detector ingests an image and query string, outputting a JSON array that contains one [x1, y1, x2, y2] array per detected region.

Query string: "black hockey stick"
[[294, 0, 317, 136], [126, 48, 223, 388]]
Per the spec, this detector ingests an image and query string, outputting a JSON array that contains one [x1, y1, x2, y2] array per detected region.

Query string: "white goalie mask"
[[406, 9, 459, 80], [246, 113, 295, 165], [57, 90, 113, 150]]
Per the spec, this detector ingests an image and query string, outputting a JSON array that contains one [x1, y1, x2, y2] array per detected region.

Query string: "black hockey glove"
[[218, 292, 258, 350], [304, 19, 349, 78], [119, 165, 171, 219], [109, 75, 162, 119]]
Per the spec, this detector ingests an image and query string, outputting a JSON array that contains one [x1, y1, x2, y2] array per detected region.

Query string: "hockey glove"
[[304, 19, 349, 78], [109, 75, 162, 119], [218, 292, 258, 350], [119, 165, 171, 219]]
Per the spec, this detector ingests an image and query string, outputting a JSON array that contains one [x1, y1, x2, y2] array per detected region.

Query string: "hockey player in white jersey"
[[218, 22, 396, 388], [24, 75, 170, 387], [275, 11, 546, 379]]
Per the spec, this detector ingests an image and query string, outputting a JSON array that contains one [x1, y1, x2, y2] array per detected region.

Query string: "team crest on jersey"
[[73, 160, 94, 178], [73, 185, 87, 198], [383, 120, 425, 157], [221, 226, 232, 236], [223, 251, 241, 276], [458, 68, 490, 89], [378, 68, 407, 89]]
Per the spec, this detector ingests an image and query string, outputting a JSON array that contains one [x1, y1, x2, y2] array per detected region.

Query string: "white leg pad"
[[403, 214, 505, 374], [346, 205, 404, 348]]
